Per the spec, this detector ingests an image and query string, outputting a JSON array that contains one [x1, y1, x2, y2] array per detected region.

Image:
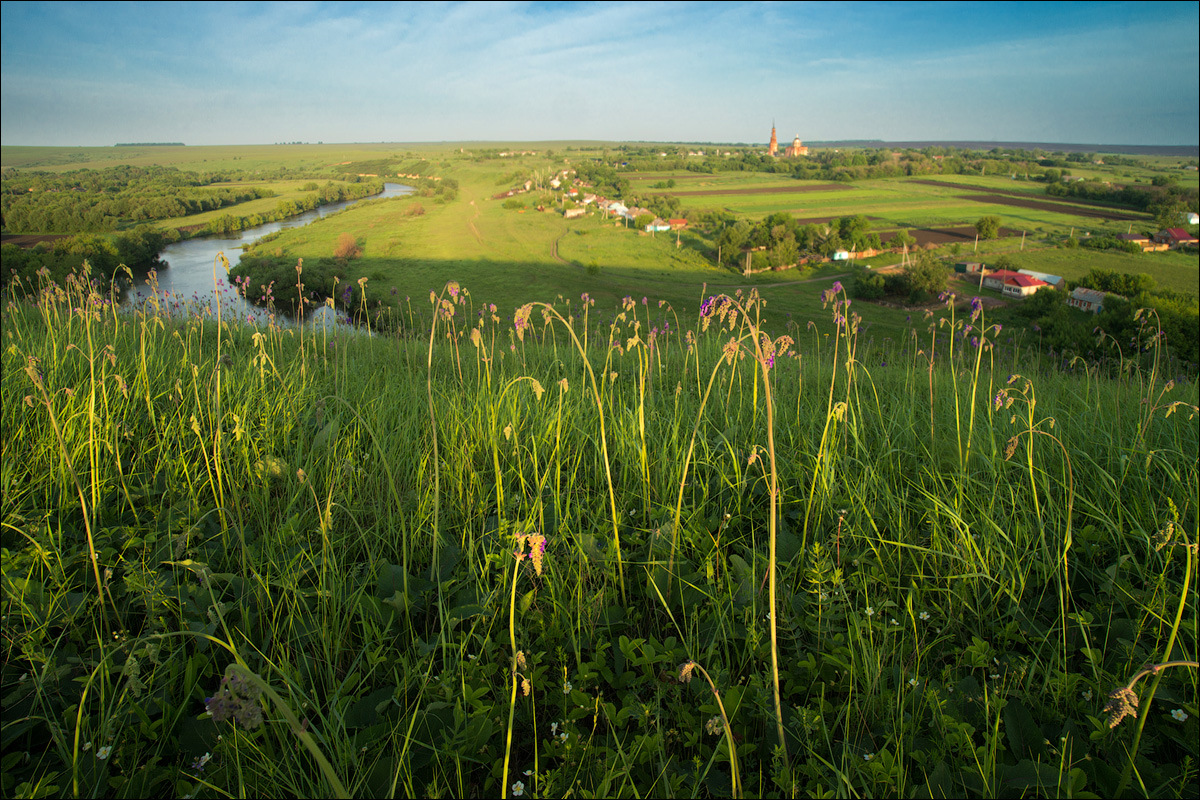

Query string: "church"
[[768, 123, 809, 157]]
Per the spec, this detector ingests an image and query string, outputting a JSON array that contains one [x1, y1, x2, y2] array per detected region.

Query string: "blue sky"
[[2, 1, 1197, 146]]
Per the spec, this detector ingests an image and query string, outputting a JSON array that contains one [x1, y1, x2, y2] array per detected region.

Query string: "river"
[[122, 182, 413, 327]]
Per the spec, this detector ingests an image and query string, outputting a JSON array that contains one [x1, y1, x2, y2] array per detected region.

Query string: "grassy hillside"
[[2, 267, 1196, 798]]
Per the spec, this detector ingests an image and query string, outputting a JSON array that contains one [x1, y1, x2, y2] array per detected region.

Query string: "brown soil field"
[[0, 234, 71, 248], [792, 215, 883, 226], [875, 226, 1024, 246], [908, 180, 1144, 221], [665, 184, 850, 197], [625, 174, 720, 181], [958, 193, 1142, 221]]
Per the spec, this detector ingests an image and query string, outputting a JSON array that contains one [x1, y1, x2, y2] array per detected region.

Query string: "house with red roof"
[[1153, 228, 1199, 248], [981, 269, 1047, 297]]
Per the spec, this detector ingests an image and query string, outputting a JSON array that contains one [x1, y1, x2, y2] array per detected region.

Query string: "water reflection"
[[122, 183, 412, 329]]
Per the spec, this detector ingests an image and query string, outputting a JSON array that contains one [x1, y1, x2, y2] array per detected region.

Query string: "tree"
[[1152, 199, 1189, 231], [975, 215, 1001, 240], [903, 250, 949, 302], [886, 230, 916, 250]]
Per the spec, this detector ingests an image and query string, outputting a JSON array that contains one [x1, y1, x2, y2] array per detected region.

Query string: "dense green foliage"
[[2, 270, 1196, 798], [0, 227, 171, 289], [1, 166, 274, 232]]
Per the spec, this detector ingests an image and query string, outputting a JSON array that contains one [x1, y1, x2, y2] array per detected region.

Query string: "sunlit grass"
[[2, 262, 1197, 798]]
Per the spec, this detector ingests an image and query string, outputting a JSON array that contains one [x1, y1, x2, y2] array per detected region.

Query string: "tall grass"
[[2, 263, 1196, 798]]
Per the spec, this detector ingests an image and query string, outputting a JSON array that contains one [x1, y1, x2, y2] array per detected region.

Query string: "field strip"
[[661, 184, 851, 197], [957, 193, 1142, 221]]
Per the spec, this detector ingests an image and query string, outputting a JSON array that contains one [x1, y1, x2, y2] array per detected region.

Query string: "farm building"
[[564, 207, 586, 219], [1153, 228, 1199, 247], [1117, 233, 1168, 252], [954, 262, 984, 273], [1000, 274, 1048, 297], [981, 269, 1048, 297], [980, 269, 1023, 291], [1068, 287, 1107, 313], [669, 218, 688, 230], [1017, 269, 1066, 290]]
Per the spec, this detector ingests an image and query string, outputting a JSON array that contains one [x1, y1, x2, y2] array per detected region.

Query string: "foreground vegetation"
[[2, 262, 1196, 798]]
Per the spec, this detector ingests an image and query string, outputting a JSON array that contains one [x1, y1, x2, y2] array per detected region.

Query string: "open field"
[[977, 247, 1200, 297]]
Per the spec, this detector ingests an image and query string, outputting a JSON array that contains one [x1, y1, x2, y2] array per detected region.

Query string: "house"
[[1068, 287, 1107, 313], [645, 218, 672, 233], [1117, 232, 1168, 252], [954, 262, 984, 273], [1017, 269, 1066, 290], [668, 218, 688, 230], [980, 269, 1024, 291], [1153, 228, 1199, 247], [999, 273, 1048, 297]]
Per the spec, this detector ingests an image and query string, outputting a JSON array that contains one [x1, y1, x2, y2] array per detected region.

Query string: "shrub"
[[333, 233, 362, 260]]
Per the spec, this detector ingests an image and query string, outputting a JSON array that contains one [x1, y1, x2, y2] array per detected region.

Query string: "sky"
[[2, 1, 1197, 147]]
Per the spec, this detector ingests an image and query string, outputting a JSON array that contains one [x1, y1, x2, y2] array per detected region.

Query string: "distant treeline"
[[1046, 179, 1198, 214], [114, 142, 184, 147], [1, 165, 385, 234], [1, 165, 272, 233]]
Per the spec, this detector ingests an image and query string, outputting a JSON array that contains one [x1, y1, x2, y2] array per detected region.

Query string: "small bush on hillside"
[[334, 233, 362, 260]]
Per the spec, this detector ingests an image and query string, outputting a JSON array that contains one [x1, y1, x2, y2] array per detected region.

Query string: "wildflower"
[[191, 752, 212, 771], [97, 745, 113, 760], [563, 681, 572, 694], [512, 781, 525, 796], [678, 661, 697, 684], [1082, 689, 1093, 702], [919, 611, 930, 621], [1171, 709, 1189, 722], [528, 534, 547, 576], [890, 618, 899, 626], [865, 607, 874, 617], [551, 722, 559, 735], [705, 716, 723, 735], [908, 678, 919, 688], [1105, 687, 1139, 728], [863, 752, 874, 761], [205, 670, 265, 730]]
